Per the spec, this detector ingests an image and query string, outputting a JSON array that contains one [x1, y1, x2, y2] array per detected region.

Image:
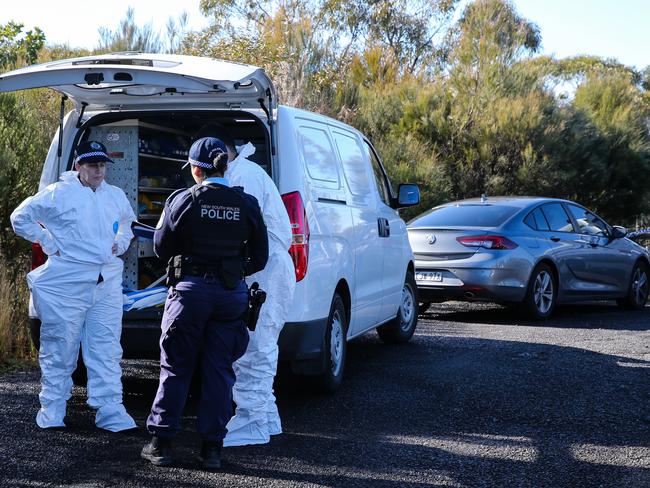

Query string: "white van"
[[0, 53, 420, 390]]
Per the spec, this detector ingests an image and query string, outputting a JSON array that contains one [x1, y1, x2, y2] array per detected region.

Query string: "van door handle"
[[378, 218, 390, 237], [550, 236, 560, 242]]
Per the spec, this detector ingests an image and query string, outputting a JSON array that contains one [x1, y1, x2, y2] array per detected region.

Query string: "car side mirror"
[[611, 226, 627, 239], [395, 183, 420, 208]]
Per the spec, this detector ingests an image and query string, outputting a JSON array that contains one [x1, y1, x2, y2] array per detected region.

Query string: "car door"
[[330, 128, 385, 334], [564, 203, 632, 293], [362, 141, 406, 321], [536, 202, 590, 298]]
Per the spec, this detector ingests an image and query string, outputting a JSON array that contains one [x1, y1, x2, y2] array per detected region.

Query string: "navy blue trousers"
[[146, 276, 249, 442]]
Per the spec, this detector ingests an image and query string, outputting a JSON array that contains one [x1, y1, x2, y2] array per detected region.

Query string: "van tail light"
[[456, 235, 518, 250], [31, 243, 48, 270], [281, 191, 309, 282]]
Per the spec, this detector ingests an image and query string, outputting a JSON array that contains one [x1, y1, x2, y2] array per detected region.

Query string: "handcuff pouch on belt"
[[166, 255, 244, 290]]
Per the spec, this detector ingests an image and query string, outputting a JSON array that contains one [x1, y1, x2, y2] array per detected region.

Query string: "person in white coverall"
[[10, 140, 137, 432], [222, 141, 296, 446]]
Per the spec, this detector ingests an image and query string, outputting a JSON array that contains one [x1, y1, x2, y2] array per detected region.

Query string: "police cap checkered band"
[[74, 141, 114, 164], [75, 151, 110, 163], [187, 157, 216, 169]]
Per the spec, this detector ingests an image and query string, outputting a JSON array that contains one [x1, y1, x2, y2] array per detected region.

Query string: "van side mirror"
[[611, 225, 627, 239], [394, 183, 420, 208]]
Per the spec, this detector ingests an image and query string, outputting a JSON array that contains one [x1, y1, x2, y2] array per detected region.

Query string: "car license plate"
[[416, 271, 443, 282]]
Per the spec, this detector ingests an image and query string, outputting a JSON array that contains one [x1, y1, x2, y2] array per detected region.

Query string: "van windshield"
[[409, 204, 519, 228]]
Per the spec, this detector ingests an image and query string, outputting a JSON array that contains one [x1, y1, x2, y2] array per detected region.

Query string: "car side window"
[[332, 130, 370, 196], [297, 125, 341, 189], [524, 212, 536, 229], [362, 141, 391, 205], [566, 204, 608, 237], [533, 207, 550, 230], [524, 207, 551, 231], [541, 203, 574, 233]]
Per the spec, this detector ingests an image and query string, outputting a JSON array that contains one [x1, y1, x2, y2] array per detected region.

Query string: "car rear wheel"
[[378, 271, 418, 343], [312, 293, 347, 393], [617, 261, 649, 309], [522, 263, 557, 319]]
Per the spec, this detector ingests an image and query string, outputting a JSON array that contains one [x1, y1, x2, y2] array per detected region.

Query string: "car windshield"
[[410, 204, 519, 227]]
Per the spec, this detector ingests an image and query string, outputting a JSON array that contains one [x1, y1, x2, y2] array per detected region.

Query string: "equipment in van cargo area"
[[85, 114, 270, 291], [1, 53, 421, 390]]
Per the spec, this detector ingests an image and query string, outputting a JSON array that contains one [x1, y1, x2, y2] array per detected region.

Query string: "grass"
[[0, 256, 36, 368]]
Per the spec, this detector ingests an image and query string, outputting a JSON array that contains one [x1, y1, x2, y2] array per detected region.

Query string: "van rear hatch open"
[[0, 52, 277, 112], [3, 54, 277, 332]]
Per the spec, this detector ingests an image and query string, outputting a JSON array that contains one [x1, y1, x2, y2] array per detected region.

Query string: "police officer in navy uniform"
[[141, 137, 268, 469]]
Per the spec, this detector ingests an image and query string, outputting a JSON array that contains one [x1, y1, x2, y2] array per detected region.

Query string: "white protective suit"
[[10, 171, 137, 431], [223, 143, 296, 446]]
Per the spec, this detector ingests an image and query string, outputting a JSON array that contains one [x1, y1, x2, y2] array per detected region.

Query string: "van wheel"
[[617, 261, 649, 309], [378, 271, 418, 344], [313, 293, 347, 393]]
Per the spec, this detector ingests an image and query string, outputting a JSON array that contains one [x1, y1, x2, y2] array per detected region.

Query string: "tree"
[[95, 8, 190, 54], [190, 0, 459, 111], [0, 21, 45, 69], [571, 73, 650, 221], [96, 8, 162, 53]]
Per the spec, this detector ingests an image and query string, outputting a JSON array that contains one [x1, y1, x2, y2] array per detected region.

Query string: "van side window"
[[363, 142, 391, 205], [298, 126, 340, 189], [332, 131, 370, 196]]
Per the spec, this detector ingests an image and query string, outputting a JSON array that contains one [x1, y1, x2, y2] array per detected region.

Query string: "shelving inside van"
[[81, 111, 270, 304]]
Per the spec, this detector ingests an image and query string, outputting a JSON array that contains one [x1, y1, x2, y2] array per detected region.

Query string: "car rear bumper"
[[415, 266, 529, 303]]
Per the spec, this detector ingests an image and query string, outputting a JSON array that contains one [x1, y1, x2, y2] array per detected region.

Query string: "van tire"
[[312, 293, 347, 393], [378, 271, 418, 344]]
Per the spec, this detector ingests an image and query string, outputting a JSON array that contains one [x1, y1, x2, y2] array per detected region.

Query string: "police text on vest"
[[200, 205, 241, 221]]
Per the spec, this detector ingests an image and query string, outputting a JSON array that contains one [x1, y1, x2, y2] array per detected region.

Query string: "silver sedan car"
[[407, 196, 650, 318]]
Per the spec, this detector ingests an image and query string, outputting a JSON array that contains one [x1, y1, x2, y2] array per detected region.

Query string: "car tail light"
[[456, 235, 518, 250], [31, 243, 47, 270], [281, 191, 309, 282]]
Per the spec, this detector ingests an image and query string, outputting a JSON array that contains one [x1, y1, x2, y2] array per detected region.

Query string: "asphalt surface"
[[1, 301, 649, 487]]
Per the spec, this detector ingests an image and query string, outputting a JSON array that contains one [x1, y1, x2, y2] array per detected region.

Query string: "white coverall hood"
[[223, 142, 296, 446], [11, 172, 136, 431]]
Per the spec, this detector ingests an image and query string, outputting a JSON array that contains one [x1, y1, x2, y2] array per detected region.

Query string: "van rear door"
[[0, 53, 276, 112]]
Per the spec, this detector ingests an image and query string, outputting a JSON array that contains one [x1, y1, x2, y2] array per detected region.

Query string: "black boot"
[[141, 436, 172, 467], [199, 440, 223, 470]]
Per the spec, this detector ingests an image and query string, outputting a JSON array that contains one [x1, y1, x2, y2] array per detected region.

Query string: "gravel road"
[[1, 301, 649, 487]]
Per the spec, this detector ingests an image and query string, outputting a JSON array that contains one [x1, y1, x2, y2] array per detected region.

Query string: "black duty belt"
[[166, 255, 243, 290]]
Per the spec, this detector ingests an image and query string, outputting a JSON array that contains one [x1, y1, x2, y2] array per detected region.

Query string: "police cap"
[[184, 137, 228, 170], [74, 140, 114, 165]]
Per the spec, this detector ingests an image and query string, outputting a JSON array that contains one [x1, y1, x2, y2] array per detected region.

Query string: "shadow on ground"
[[0, 304, 648, 487]]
